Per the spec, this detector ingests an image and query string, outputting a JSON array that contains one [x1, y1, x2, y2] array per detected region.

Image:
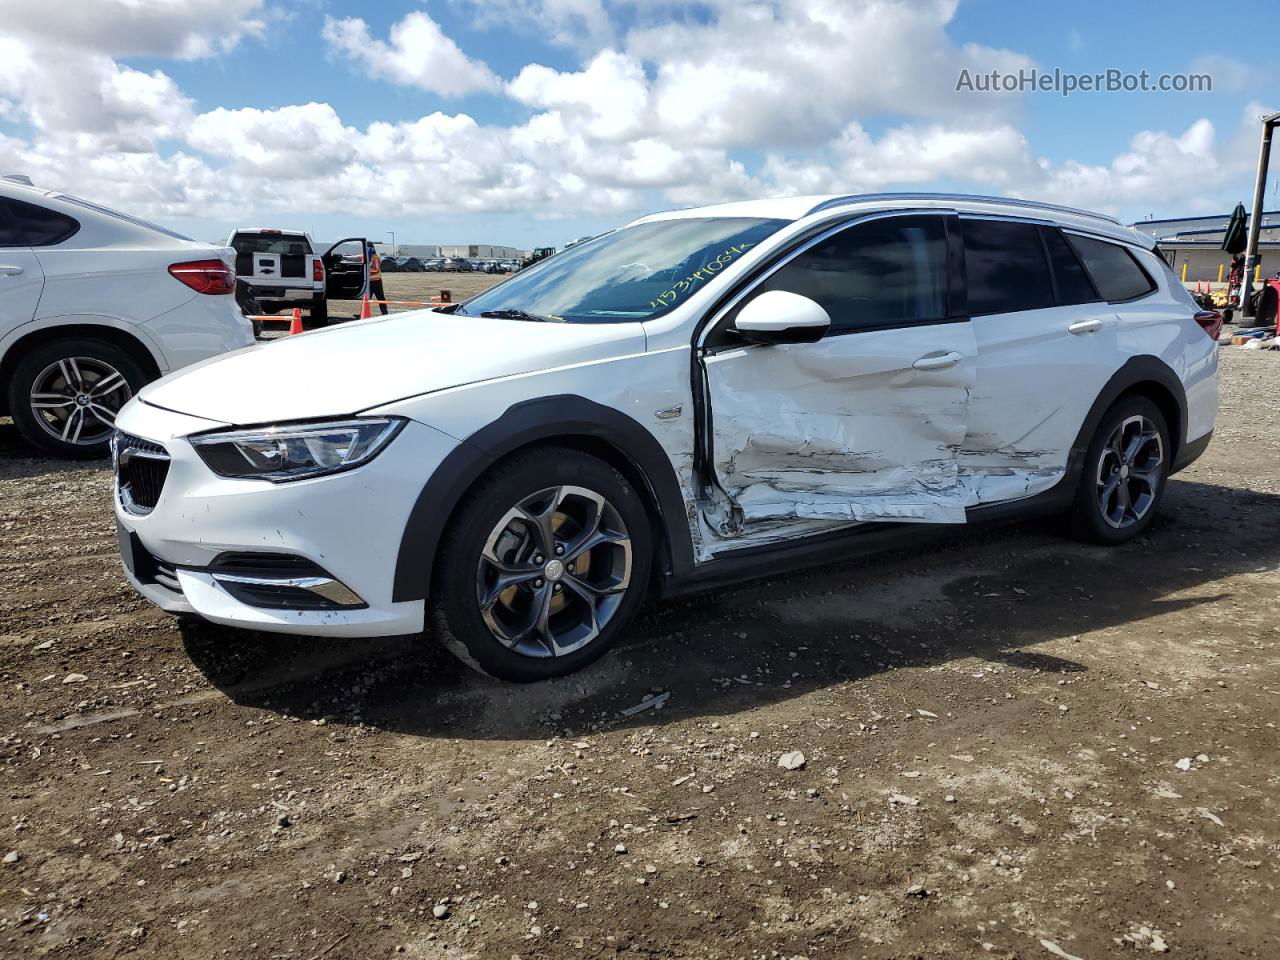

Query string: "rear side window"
[[1041, 227, 1099, 305], [55, 194, 189, 241], [1065, 234, 1156, 302], [230, 233, 314, 256], [754, 214, 949, 333], [962, 218, 1053, 315], [4, 198, 79, 246], [0, 202, 25, 246]]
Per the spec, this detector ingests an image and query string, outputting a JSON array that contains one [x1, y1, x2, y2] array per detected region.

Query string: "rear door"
[[0, 199, 48, 334], [322, 238, 369, 301], [700, 212, 977, 550], [957, 217, 1120, 505]]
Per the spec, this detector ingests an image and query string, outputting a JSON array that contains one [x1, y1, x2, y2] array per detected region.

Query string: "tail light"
[[313, 258, 325, 283], [1193, 309, 1223, 341], [169, 259, 235, 295]]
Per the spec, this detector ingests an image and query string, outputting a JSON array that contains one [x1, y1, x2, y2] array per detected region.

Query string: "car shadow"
[[179, 476, 1280, 740]]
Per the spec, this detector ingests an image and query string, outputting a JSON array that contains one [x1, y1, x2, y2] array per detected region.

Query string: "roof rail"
[[805, 192, 1121, 225], [3, 174, 34, 186]]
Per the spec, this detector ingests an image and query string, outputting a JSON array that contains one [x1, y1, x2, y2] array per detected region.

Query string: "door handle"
[[912, 351, 964, 371], [1067, 318, 1103, 335], [0, 265, 24, 277]]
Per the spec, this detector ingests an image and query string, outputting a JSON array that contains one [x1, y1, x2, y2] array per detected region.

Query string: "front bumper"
[[112, 400, 459, 637]]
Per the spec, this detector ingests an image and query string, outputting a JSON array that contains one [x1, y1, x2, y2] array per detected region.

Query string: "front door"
[[700, 212, 977, 553], [322, 238, 369, 301]]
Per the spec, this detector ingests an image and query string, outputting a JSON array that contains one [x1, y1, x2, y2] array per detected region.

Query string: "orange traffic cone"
[[288, 308, 304, 335], [360, 295, 372, 319]]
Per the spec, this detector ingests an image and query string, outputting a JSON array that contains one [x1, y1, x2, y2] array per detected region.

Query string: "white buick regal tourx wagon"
[[113, 194, 1219, 681]]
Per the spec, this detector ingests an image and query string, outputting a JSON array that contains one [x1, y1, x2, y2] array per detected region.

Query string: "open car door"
[[322, 238, 369, 303]]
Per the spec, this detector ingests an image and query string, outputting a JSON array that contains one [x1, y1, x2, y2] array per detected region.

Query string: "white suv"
[[112, 194, 1219, 681], [1, 177, 254, 457]]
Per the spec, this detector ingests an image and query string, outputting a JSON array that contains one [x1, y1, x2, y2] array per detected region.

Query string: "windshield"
[[457, 217, 787, 323]]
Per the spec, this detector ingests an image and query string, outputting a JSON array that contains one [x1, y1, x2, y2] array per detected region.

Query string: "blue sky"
[[0, 1, 1275, 249]]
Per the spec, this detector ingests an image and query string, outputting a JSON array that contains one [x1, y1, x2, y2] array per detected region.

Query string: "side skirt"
[[658, 478, 1077, 599]]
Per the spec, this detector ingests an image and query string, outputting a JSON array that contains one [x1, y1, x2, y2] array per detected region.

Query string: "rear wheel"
[[1069, 396, 1170, 545], [8, 338, 148, 458], [429, 448, 653, 681]]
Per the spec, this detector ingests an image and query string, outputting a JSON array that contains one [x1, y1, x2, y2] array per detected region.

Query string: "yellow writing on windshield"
[[648, 242, 757, 311]]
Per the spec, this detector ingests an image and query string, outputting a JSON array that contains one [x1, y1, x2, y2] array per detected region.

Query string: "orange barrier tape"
[[250, 299, 449, 323]]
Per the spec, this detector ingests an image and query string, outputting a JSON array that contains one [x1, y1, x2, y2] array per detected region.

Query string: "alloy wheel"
[[29, 357, 132, 446], [1095, 414, 1164, 529], [477, 485, 633, 658]]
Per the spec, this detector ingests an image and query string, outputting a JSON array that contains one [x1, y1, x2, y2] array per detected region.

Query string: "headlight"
[[191, 418, 405, 482]]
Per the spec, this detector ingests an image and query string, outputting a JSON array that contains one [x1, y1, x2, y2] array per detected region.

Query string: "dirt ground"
[[1, 340, 1279, 959]]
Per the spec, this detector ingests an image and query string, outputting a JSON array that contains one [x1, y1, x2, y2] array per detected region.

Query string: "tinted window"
[[962, 218, 1053, 315], [1066, 234, 1156, 302], [230, 233, 314, 256], [7, 198, 79, 246], [0, 202, 25, 247], [753, 215, 948, 333], [1041, 227, 1099, 305]]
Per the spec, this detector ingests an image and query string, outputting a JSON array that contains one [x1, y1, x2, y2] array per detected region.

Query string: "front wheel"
[[429, 448, 653, 681], [1069, 396, 1170, 545]]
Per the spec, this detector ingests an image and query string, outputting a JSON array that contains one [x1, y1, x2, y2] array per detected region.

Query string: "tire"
[[8, 338, 149, 459], [308, 299, 328, 329], [429, 447, 653, 682], [1068, 395, 1171, 545]]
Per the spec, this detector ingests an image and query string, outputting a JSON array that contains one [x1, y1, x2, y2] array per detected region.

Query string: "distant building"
[[439, 244, 524, 260], [1131, 211, 1280, 284]]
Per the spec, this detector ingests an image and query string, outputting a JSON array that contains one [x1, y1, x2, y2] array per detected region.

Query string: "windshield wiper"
[[478, 308, 562, 323]]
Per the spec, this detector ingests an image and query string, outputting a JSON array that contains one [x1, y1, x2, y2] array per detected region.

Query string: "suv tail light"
[[169, 259, 235, 295], [1193, 309, 1223, 341], [313, 258, 325, 283]]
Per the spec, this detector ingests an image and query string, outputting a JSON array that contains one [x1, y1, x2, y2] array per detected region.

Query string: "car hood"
[[137, 310, 647, 426]]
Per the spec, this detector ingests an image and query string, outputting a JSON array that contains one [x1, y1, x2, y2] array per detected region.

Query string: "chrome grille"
[[112, 431, 170, 515]]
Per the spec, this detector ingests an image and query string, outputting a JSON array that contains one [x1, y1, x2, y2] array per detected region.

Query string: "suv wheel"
[[430, 448, 653, 681], [8, 338, 147, 458], [1070, 395, 1170, 545]]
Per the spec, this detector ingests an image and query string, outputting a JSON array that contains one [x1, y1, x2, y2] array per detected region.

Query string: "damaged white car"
[[112, 194, 1219, 681]]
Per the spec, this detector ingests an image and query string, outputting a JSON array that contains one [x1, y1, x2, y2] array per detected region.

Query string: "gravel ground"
[[1, 345, 1278, 959]]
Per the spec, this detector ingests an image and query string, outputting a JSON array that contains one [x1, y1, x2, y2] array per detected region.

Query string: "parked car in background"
[[0, 176, 254, 458], [227, 228, 329, 323], [421, 258, 445, 272], [112, 193, 1216, 681], [401, 257, 425, 272], [441, 258, 473, 272]]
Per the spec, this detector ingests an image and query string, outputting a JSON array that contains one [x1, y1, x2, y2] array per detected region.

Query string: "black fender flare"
[[392, 395, 695, 603], [1066, 354, 1188, 481]]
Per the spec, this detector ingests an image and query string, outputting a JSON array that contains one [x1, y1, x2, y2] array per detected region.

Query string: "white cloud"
[[0, 0, 1268, 231], [0, 0, 267, 59], [458, 0, 614, 50], [322, 12, 500, 97]]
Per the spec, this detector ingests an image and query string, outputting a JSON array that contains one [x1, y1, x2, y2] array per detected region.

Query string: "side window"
[[1041, 227, 1099, 305], [7, 198, 79, 246], [0, 201, 25, 247], [1065, 234, 1156, 302], [753, 215, 948, 333], [962, 218, 1053, 315]]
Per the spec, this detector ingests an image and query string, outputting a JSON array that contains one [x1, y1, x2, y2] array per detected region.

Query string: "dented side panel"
[[701, 323, 978, 556]]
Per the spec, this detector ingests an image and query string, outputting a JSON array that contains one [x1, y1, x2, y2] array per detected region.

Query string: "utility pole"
[[1240, 112, 1280, 317]]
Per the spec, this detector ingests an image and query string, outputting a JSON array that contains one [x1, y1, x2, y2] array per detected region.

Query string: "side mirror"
[[733, 290, 831, 345]]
